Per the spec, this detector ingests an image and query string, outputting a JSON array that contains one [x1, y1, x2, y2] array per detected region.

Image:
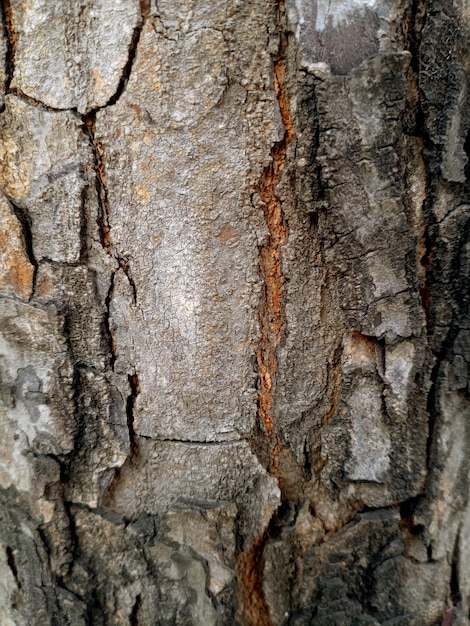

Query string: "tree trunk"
[[0, 0, 469, 624]]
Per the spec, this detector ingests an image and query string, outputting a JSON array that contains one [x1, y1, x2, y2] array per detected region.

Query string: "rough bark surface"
[[0, 0, 469, 624]]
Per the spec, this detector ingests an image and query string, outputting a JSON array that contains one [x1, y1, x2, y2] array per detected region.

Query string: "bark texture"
[[0, 0, 469, 624]]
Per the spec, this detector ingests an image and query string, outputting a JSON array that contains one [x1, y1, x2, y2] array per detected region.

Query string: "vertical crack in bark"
[[10, 200, 38, 298], [403, 0, 440, 478], [83, 112, 137, 302], [236, 532, 272, 626], [129, 592, 143, 626], [1, 0, 16, 99], [450, 528, 462, 607], [406, 1, 470, 484], [236, 501, 294, 626], [103, 370, 141, 504], [104, 271, 117, 370], [126, 373, 141, 457], [82, 114, 141, 469], [78, 4, 146, 499], [79, 184, 89, 263], [104, 0, 149, 109], [237, 4, 295, 625], [83, 113, 124, 372], [403, 0, 431, 327], [83, 112, 111, 252], [6, 546, 20, 588], [257, 55, 295, 440]]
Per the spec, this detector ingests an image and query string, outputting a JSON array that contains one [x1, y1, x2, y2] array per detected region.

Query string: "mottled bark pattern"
[[0, 0, 469, 624]]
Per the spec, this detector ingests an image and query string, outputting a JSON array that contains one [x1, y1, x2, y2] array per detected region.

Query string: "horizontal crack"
[[136, 436, 243, 446], [8, 88, 77, 113]]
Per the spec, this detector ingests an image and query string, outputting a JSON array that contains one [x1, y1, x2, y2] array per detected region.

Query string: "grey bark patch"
[[10, 0, 142, 112], [292, 1, 382, 74], [0, 95, 88, 263], [105, 438, 280, 542], [94, 13, 281, 444], [15, 365, 44, 423]]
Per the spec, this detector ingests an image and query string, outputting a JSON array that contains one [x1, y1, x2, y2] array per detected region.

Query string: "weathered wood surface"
[[0, 0, 469, 624]]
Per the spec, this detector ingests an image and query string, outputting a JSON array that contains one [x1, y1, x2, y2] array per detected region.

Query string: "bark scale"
[[0, 1, 469, 625]]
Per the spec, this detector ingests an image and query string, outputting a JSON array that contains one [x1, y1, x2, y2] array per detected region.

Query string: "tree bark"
[[0, 1, 469, 624]]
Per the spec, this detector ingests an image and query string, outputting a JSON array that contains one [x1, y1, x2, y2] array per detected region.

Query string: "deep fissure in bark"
[[82, 114, 141, 462], [6, 545, 20, 587], [78, 19, 145, 506], [256, 55, 295, 442], [299, 81, 344, 486], [253, 16, 296, 488], [129, 592, 143, 626], [10, 200, 38, 297], [126, 373, 141, 457], [450, 530, 462, 607], [237, 3, 296, 623], [425, 209, 470, 482], [79, 184, 89, 263], [67, 365, 88, 461], [82, 112, 138, 303], [402, 9, 470, 615], [103, 0, 149, 110], [402, 0, 440, 480], [104, 271, 117, 370], [102, 372, 141, 505], [236, 501, 293, 626], [236, 531, 273, 626], [403, 0, 432, 329], [403, 0, 427, 137], [59, 497, 80, 580], [0, 0, 15, 99], [83, 113, 112, 254]]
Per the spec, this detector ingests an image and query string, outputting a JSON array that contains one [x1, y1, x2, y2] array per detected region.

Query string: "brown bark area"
[[257, 55, 296, 435]]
